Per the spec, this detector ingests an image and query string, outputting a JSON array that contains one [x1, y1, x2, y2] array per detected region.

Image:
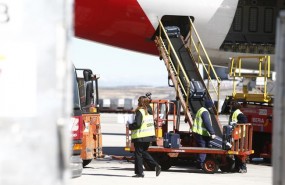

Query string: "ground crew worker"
[[127, 96, 161, 178], [193, 99, 216, 169], [145, 92, 153, 113], [229, 101, 247, 124], [229, 101, 248, 173]]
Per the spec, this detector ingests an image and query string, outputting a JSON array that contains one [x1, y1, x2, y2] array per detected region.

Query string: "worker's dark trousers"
[[134, 142, 158, 175], [193, 133, 211, 166], [235, 156, 247, 171]]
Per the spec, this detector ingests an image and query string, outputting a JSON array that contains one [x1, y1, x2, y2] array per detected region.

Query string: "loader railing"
[[156, 18, 221, 113], [157, 21, 190, 105], [185, 17, 221, 111], [156, 21, 194, 127], [155, 19, 223, 127], [229, 55, 272, 103], [229, 123, 253, 155], [125, 100, 177, 149]]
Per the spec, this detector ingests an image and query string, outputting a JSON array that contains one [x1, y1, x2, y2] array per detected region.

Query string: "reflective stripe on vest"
[[193, 107, 212, 136], [231, 109, 243, 123], [131, 109, 155, 139]]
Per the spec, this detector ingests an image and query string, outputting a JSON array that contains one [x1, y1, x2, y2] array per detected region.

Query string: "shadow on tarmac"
[[82, 173, 130, 177], [103, 146, 133, 157], [102, 133, 126, 136]]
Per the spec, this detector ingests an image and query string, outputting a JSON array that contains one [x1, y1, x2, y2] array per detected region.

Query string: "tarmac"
[[70, 113, 272, 185]]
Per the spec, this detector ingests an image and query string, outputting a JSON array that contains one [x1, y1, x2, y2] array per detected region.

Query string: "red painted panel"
[[241, 105, 273, 133], [72, 115, 83, 140], [75, 0, 158, 55]]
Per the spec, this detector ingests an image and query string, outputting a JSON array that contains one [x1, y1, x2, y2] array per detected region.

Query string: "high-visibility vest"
[[231, 109, 245, 137], [231, 109, 243, 123], [131, 109, 155, 139], [193, 107, 212, 136]]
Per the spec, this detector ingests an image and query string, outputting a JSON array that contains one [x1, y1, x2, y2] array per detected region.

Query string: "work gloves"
[[211, 134, 216, 140]]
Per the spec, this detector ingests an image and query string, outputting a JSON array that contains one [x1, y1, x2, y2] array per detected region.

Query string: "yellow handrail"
[[229, 55, 272, 103], [158, 20, 191, 105], [186, 17, 221, 113], [157, 18, 222, 116]]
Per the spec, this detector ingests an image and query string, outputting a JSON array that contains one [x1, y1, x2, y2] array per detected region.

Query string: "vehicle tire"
[[219, 156, 235, 173], [263, 158, 271, 164], [83, 159, 92, 167], [159, 161, 172, 171], [202, 157, 218, 174], [143, 153, 172, 171], [156, 153, 173, 171], [143, 160, 172, 171]]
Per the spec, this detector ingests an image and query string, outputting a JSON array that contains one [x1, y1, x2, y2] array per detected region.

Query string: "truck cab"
[[70, 67, 103, 178], [70, 67, 84, 178]]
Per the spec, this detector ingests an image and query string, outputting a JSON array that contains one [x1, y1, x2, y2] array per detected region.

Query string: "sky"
[[70, 38, 169, 87]]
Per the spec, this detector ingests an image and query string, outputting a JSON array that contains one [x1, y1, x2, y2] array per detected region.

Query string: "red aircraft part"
[[74, 0, 158, 55]]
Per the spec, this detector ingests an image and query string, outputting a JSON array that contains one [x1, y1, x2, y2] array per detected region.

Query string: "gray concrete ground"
[[70, 113, 272, 185]]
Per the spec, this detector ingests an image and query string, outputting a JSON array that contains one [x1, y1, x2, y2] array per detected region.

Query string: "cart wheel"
[[143, 160, 172, 171], [159, 161, 172, 171], [203, 158, 218, 174], [144, 153, 173, 171], [219, 157, 235, 173]]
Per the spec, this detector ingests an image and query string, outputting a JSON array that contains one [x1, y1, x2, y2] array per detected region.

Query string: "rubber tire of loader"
[[202, 157, 218, 174], [83, 159, 92, 168], [144, 160, 172, 171], [143, 153, 172, 171], [156, 153, 173, 171], [219, 156, 235, 173]]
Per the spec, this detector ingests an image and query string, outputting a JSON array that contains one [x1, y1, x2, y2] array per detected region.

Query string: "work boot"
[[238, 165, 247, 173], [155, 165, 161, 177], [238, 169, 247, 173]]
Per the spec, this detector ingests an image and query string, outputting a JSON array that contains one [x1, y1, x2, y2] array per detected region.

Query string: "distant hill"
[[99, 86, 176, 100]]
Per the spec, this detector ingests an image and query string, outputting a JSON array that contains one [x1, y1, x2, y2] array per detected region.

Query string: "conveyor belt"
[[164, 37, 222, 137]]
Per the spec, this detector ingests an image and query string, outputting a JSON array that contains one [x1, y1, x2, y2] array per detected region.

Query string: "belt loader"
[[125, 19, 253, 173]]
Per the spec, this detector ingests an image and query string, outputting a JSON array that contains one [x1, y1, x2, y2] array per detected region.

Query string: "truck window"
[[73, 69, 81, 110]]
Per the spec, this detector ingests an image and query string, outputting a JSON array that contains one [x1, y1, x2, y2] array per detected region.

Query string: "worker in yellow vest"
[[193, 99, 216, 169], [229, 101, 248, 173], [128, 96, 161, 178], [229, 101, 247, 124]]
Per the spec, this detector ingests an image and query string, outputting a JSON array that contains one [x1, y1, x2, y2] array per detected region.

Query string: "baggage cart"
[[125, 99, 254, 174]]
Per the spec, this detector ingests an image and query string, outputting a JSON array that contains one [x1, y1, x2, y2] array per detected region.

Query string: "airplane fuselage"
[[75, 0, 285, 70]]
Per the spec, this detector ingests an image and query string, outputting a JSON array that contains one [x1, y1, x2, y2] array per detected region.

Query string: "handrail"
[[158, 20, 191, 107], [125, 100, 177, 148], [157, 37, 189, 104], [155, 37, 194, 128], [186, 17, 221, 113], [229, 55, 272, 103], [230, 123, 253, 154], [229, 55, 271, 77], [156, 18, 223, 117]]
